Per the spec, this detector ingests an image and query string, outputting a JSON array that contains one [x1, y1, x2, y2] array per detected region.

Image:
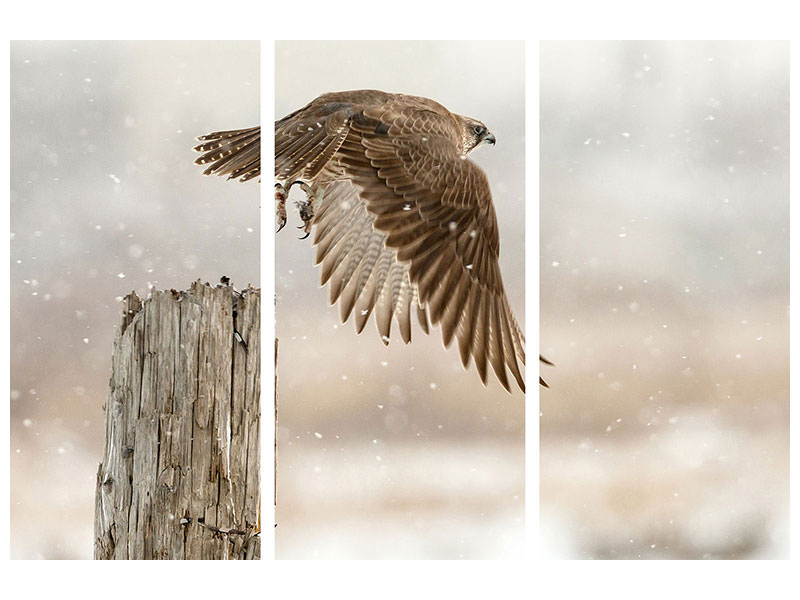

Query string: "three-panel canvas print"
[[8, 40, 788, 560]]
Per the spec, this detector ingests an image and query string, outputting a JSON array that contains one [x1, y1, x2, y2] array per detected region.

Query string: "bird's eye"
[[473, 125, 485, 136]]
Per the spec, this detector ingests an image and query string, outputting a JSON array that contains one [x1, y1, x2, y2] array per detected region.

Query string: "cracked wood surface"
[[94, 280, 260, 559]]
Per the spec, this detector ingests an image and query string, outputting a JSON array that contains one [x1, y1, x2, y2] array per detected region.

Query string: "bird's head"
[[458, 116, 496, 154]]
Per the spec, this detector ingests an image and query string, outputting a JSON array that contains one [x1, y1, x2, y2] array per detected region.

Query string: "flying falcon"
[[194, 89, 528, 392]]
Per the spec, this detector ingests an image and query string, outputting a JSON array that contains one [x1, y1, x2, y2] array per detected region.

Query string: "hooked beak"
[[483, 132, 496, 145]]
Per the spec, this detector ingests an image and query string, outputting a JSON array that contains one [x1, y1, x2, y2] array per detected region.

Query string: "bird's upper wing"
[[275, 96, 366, 183], [275, 91, 444, 184], [194, 126, 260, 182]]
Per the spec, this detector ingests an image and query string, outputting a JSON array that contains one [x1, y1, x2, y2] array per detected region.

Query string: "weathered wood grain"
[[94, 280, 260, 559]]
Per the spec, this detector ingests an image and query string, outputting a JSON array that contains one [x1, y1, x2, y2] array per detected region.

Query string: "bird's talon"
[[275, 182, 288, 234]]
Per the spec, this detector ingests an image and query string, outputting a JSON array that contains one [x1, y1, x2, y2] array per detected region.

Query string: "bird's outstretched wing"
[[194, 126, 260, 182]]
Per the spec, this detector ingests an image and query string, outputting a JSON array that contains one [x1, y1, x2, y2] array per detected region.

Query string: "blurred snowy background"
[[275, 41, 525, 558], [10, 41, 259, 559], [540, 41, 788, 559]]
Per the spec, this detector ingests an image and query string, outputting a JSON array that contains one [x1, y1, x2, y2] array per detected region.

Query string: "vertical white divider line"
[[524, 39, 542, 561], [790, 38, 798, 569], [261, 38, 276, 561], [0, 39, 10, 563]]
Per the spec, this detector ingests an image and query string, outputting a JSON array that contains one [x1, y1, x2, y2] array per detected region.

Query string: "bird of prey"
[[194, 89, 527, 392]]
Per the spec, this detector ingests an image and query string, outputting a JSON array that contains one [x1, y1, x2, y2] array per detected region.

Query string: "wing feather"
[[194, 127, 260, 182], [310, 180, 427, 345], [342, 111, 524, 391]]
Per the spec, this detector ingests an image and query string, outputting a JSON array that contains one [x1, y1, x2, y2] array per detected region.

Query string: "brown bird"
[[195, 90, 526, 392]]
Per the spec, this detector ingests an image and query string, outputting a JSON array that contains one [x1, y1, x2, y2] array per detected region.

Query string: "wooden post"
[[94, 280, 260, 559]]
